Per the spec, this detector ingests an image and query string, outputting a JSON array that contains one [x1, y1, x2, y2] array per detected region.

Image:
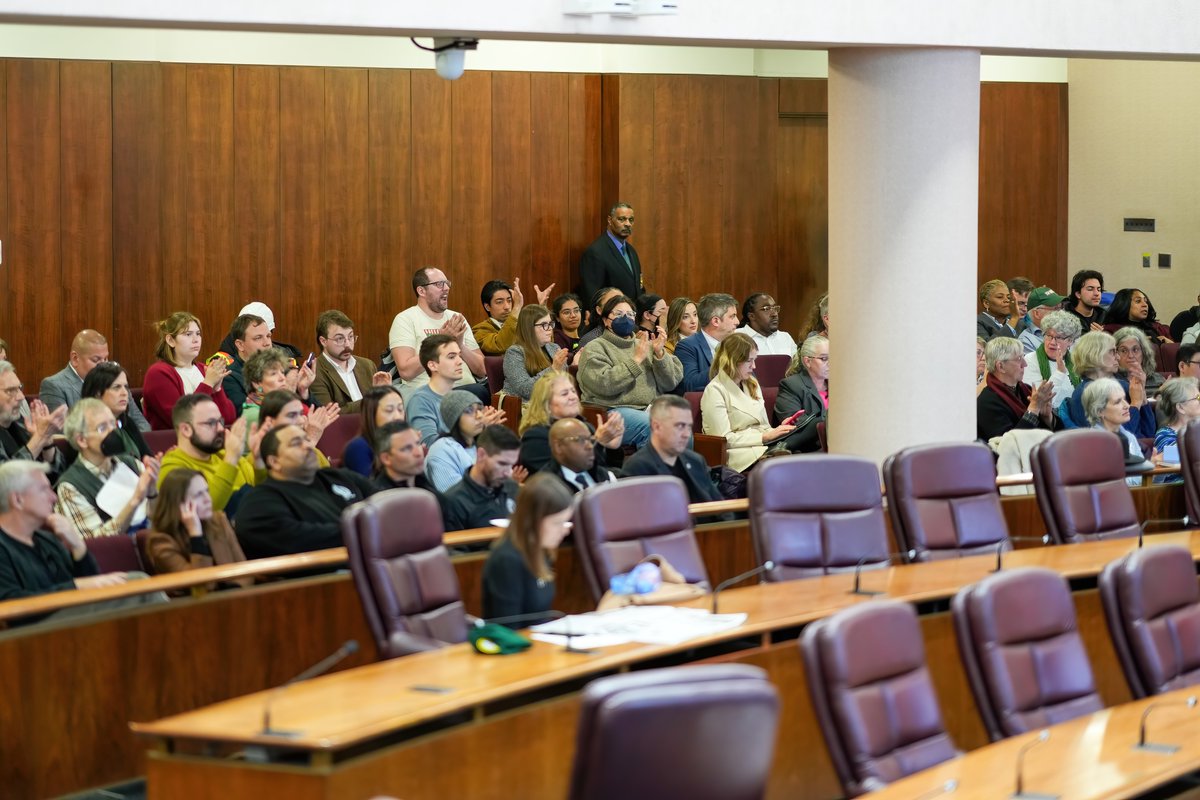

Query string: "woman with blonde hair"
[[502, 304, 568, 401], [664, 297, 698, 354], [700, 332, 798, 471], [1061, 330, 1155, 437], [142, 312, 236, 430], [772, 335, 829, 452], [798, 293, 829, 340], [518, 371, 623, 472]]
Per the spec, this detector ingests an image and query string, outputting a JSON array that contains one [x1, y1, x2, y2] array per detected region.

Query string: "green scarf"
[[1036, 344, 1079, 387]]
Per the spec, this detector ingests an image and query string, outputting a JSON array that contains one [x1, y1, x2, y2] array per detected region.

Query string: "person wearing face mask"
[[55, 399, 160, 540], [577, 294, 683, 448]]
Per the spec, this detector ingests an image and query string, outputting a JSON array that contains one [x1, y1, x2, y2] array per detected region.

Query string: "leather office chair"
[[141, 428, 178, 457], [1099, 544, 1200, 698], [1158, 342, 1180, 378], [952, 567, 1104, 740], [748, 455, 890, 581], [801, 600, 960, 796], [568, 664, 780, 800], [883, 442, 1009, 561], [1031, 428, 1139, 543], [342, 488, 467, 659], [316, 412, 362, 468], [483, 355, 506, 397], [753, 354, 790, 389], [1181, 419, 1200, 526], [86, 534, 145, 573], [573, 476, 710, 603], [683, 391, 731, 467]]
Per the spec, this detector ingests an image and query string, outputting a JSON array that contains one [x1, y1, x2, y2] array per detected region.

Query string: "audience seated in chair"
[[1017, 287, 1068, 354], [576, 286, 622, 351], [309, 309, 391, 413], [674, 292, 740, 393], [976, 279, 1016, 342], [772, 335, 828, 453], [551, 292, 585, 361], [40, 329, 151, 432], [343, 386, 406, 477], [1152, 376, 1200, 484], [372, 421, 433, 492], [141, 468, 248, 584], [737, 292, 797, 357], [663, 296, 698, 355], [234, 423, 376, 559], [0, 360, 67, 478], [213, 313, 274, 412], [1059, 331, 1156, 438], [1082, 377, 1150, 486], [541, 417, 618, 493], [1113, 326, 1165, 395], [157, 394, 262, 513], [55, 399, 158, 540], [622, 395, 725, 508], [387, 267, 487, 397], [242, 347, 314, 426], [212, 301, 302, 367], [1064, 269, 1106, 333], [977, 336, 1060, 442], [406, 334, 503, 448], [425, 390, 488, 494], [502, 304, 568, 401], [142, 311, 236, 431], [472, 278, 552, 357], [518, 371, 622, 474], [81, 362, 152, 459], [440, 424, 522, 532], [1103, 287, 1173, 343], [1021, 309, 1081, 411]]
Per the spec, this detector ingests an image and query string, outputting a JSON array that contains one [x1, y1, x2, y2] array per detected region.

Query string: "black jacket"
[[773, 372, 826, 453], [621, 444, 722, 505], [0, 529, 98, 622], [440, 471, 519, 532], [234, 469, 376, 558], [537, 457, 615, 494], [578, 233, 643, 306]]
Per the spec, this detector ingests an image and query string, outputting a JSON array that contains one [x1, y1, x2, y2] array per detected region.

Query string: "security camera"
[[432, 38, 478, 81]]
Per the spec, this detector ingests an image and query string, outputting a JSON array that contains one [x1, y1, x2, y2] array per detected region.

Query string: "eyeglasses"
[[559, 307, 582, 316], [327, 334, 356, 345], [193, 418, 225, 430], [609, 312, 635, 320], [561, 435, 597, 445], [1116, 347, 1142, 356], [1044, 333, 1074, 343], [419, 280, 452, 290], [757, 304, 782, 313], [534, 322, 555, 331], [807, 355, 830, 363], [0, 384, 24, 397]]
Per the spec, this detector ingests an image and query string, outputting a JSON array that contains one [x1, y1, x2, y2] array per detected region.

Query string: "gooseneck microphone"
[[711, 561, 775, 614], [261, 640, 359, 737], [1139, 517, 1190, 548], [848, 551, 914, 597], [1135, 695, 1197, 754], [1012, 729, 1055, 800], [991, 535, 1051, 572]]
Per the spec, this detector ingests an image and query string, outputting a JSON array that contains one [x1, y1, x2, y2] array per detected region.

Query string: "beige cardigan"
[[700, 372, 770, 472]]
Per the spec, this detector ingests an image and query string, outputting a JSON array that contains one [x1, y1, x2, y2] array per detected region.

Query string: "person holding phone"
[[142, 312, 236, 430], [773, 335, 829, 453], [700, 333, 799, 472], [1151, 376, 1200, 483]]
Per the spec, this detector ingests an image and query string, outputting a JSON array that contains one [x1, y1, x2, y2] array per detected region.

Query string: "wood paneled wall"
[[0, 60, 1065, 387]]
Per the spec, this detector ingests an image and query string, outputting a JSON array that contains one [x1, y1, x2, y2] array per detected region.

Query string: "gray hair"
[[1070, 331, 1117, 378], [1039, 310, 1081, 341], [786, 334, 829, 378], [609, 202, 633, 216], [0, 360, 15, 379], [1082, 377, 1124, 426], [0, 460, 50, 513], [696, 293, 737, 330], [64, 398, 109, 452], [984, 337, 1023, 373], [1156, 376, 1199, 428], [1112, 326, 1157, 374]]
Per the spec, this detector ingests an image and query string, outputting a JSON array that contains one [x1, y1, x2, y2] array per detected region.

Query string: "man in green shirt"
[[157, 394, 265, 513]]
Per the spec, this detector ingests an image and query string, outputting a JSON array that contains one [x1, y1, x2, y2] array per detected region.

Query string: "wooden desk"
[[131, 532, 1200, 800], [864, 685, 1200, 800]]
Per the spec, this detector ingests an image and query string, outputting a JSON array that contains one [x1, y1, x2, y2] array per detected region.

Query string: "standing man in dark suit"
[[579, 202, 644, 306]]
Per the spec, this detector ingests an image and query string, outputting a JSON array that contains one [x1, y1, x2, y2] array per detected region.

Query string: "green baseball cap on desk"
[[469, 623, 532, 655], [1027, 287, 1066, 311]]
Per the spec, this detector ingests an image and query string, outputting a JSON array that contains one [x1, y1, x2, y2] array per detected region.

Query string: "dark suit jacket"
[[674, 333, 714, 393], [578, 232, 643, 305], [773, 372, 826, 453], [537, 457, 615, 494], [310, 354, 376, 413], [621, 444, 722, 505]]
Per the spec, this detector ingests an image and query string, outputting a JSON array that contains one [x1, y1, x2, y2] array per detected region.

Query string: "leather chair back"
[[568, 664, 780, 800], [1099, 544, 1200, 698], [801, 601, 960, 796], [754, 355, 790, 389], [1158, 342, 1180, 376], [86, 534, 144, 573], [316, 413, 362, 468], [1031, 428, 1139, 543], [1181, 419, 1200, 526], [484, 355, 506, 396], [342, 488, 467, 659], [748, 455, 890, 581], [883, 442, 1009, 561], [574, 477, 708, 602], [762, 386, 779, 424], [952, 567, 1103, 740], [142, 429, 178, 457]]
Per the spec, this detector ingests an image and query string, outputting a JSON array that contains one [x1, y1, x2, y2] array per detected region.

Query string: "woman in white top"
[[1021, 310, 1082, 410], [700, 332, 798, 472], [142, 312, 236, 430]]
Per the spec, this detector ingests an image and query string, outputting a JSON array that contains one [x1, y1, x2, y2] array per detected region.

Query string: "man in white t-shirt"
[[388, 267, 487, 401]]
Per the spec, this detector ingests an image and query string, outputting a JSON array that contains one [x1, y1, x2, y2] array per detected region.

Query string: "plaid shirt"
[[55, 457, 144, 540]]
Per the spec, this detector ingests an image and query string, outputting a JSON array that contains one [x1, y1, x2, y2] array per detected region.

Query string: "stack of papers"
[[529, 605, 747, 649]]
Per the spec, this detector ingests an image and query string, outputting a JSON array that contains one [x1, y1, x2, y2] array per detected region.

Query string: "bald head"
[[69, 329, 109, 379], [549, 417, 595, 474]]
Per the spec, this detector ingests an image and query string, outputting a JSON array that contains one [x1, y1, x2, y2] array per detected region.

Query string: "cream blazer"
[[700, 372, 770, 472]]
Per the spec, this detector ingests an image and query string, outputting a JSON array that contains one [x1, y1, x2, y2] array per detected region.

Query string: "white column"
[[826, 48, 980, 463]]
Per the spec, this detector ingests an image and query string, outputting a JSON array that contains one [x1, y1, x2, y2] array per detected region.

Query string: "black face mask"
[[99, 429, 124, 457]]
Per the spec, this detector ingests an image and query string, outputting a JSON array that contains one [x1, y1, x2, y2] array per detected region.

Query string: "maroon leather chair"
[[682, 391, 730, 467], [568, 665, 780, 800], [573, 476, 710, 603], [141, 428, 178, 457], [86, 534, 145, 573], [1031, 428, 1139, 544], [952, 567, 1104, 740], [1099, 544, 1200, 698], [801, 601, 960, 796], [883, 442, 1009, 561], [483, 355, 506, 397], [762, 386, 779, 424], [1180, 419, 1200, 526], [1158, 342, 1180, 377], [748, 455, 890, 581], [342, 488, 467, 659], [316, 412, 362, 469], [754, 354, 790, 389]]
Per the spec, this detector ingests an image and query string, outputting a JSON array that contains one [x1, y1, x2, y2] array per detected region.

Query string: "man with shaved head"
[[40, 329, 150, 431], [543, 417, 617, 493]]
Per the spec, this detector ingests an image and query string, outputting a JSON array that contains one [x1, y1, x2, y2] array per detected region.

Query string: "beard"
[[190, 431, 225, 455]]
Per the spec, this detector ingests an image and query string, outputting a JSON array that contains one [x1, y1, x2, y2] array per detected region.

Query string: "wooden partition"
[[0, 59, 1065, 386]]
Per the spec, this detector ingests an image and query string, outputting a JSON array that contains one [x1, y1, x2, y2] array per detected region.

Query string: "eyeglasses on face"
[[609, 312, 635, 320], [559, 307, 582, 316], [193, 418, 225, 430], [420, 280, 452, 290], [757, 304, 782, 313], [1043, 333, 1073, 343], [534, 322, 555, 331], [0, 384, 24, 397], [327, 334, 357, 345], [807, 355, 830, 363], [561, 435, 597, 445]]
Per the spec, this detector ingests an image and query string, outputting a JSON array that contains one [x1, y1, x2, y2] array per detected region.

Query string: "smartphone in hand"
[[783, 409, 806, 426]]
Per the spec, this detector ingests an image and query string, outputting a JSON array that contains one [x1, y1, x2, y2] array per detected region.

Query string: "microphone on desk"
[[849, 551, 913, 597], [991, 535, 1051, 573], [261, 640, 359, 737], [1012, 729, 1056, 800], [1139, 517, 1190, 548], [711, 561, 775, 614], [1134, 694, 1197, 754]]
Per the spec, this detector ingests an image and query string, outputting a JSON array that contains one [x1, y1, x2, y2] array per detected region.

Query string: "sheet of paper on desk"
[[530, 606, 748, 647]]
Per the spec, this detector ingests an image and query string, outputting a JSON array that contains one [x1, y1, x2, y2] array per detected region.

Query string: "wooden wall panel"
[[0, 65, 6, 320], [409, 72, 453, 274], [530, 74, 571, 291], [491, 74, 532, 282], [232, 65, 281, 306], [366, 68, 412, 350], [112, 62, 163, 383], [323, 68, 369, 317], [449, 72, 492, 296], [157, 63, 188, 355], [58, 61, 113, 353], [5, 60, 60, 380], [567, 74, 603, 274]]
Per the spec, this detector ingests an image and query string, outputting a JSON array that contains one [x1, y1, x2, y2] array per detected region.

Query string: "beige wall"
[[1069, 58, 1200, 317]]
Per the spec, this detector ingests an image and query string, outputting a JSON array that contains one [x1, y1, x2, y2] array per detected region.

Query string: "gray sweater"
[[577, 331, 683, 408]]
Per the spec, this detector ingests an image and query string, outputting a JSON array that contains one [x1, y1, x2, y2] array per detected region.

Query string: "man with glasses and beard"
[[0, 361, 66, 477], [385, 266, 488, 403], [309, 309, 391, 413], [157, 393, 263, 513]]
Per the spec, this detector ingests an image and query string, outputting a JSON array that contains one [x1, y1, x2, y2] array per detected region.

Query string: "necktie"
[[573, 474, 590, 492], [620, 244, 633, 274]]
